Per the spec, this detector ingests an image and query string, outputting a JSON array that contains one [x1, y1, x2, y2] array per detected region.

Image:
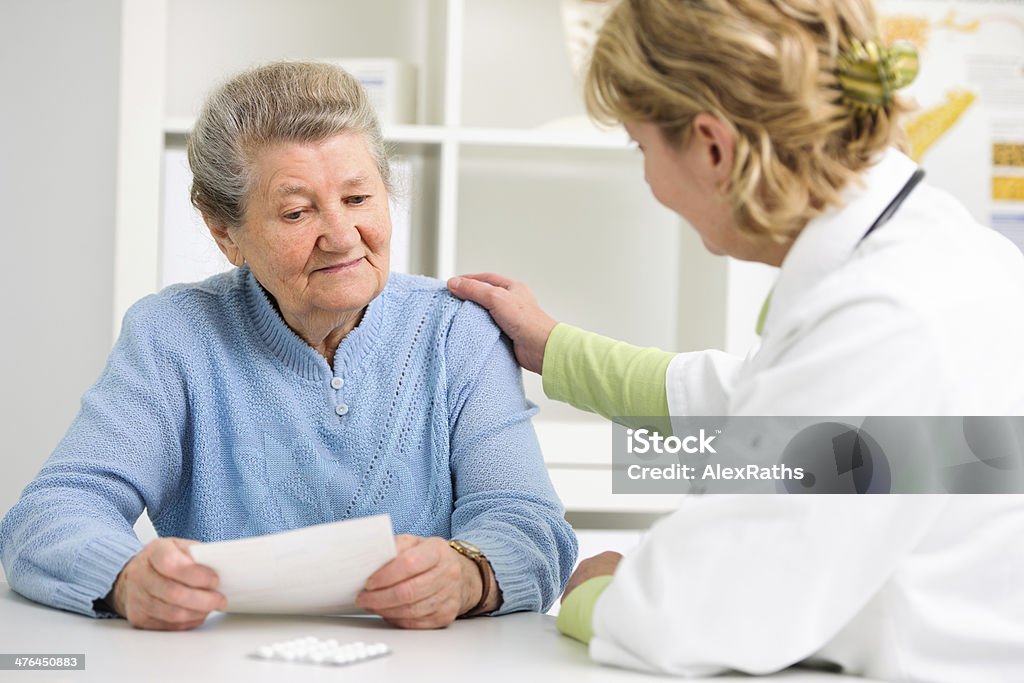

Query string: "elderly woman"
[[449, 0, 1024, 679], [0, 62, 576, 631]]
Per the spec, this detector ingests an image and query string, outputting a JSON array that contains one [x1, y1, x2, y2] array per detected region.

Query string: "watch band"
[[448, 540, 495, 617]]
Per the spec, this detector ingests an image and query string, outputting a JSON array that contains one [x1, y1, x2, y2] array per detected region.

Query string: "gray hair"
[[187, 61, 392, 229]]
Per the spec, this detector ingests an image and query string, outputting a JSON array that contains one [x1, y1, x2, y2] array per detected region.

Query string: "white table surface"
[[0, 583, 880, 682]]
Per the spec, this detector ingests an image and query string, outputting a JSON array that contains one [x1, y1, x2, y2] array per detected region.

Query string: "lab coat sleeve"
[[589, 495, 947, 676], [665, 349, 746, 416]]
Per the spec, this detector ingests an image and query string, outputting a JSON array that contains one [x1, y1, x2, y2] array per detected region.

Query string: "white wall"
[[0, 0, 123, 576]]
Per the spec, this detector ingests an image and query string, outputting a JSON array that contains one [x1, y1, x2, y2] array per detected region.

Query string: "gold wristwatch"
[[448, 539, 495, 617]]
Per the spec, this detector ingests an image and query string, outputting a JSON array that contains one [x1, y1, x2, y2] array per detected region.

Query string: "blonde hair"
[[188, 61, 391, 229], [585, 0, 913, 240]]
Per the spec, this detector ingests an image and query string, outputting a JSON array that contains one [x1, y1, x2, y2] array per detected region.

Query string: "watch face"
[[452, 540, 481, 556]]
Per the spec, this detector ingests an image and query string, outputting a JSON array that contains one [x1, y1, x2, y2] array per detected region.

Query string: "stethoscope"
[[756, 167, 926, 337], [861, 168, 926, 241]]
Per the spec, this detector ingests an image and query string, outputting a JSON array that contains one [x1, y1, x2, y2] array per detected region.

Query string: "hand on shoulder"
[[447, 273, 558, 375]]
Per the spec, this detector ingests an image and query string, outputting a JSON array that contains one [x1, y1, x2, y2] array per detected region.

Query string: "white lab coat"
[[590, 149, 1024, 682]]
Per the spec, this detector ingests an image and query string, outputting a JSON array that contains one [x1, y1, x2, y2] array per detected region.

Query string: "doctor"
[[448, 0, 1024, 679]]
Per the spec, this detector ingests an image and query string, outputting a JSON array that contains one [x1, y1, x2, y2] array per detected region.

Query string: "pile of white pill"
[[252, 636, 391, 666]]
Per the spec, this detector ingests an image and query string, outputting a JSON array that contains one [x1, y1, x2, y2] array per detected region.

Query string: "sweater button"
[[335, 404, 349, 416], [331, 377, 344, 389]]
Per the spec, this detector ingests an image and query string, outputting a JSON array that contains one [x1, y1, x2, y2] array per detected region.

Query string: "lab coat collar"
[[764, 148, 920, 334]]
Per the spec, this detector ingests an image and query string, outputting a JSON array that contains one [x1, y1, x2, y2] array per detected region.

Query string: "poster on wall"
[[877, 0, 1024, 251]]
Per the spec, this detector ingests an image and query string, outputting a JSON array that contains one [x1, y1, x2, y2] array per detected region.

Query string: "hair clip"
[[837, 38, 919, 114]]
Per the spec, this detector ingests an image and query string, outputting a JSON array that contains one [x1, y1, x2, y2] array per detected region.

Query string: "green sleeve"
[[556, 575, 614, 644], [542, 323, 673, 433]]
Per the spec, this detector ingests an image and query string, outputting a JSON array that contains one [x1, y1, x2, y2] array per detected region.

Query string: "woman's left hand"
[[356, 534, 486, 628], [561, 551, 623, 603]]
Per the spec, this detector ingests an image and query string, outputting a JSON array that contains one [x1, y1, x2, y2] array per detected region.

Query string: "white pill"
[[252, 637, 391, 667]]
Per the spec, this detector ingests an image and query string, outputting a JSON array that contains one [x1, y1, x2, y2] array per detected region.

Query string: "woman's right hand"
[[447, 273, 558, 375], [110, 537, 226, 630]]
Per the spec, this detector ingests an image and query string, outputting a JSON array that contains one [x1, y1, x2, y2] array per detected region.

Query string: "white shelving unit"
[[114, 0, 776, 522]]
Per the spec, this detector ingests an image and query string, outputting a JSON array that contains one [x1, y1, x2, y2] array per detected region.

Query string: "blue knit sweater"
[[0, 266, 577, 617]]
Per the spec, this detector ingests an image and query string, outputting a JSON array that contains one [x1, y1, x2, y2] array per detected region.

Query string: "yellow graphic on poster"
[[993, 143, 1024, 168], [903, 89, 976, 161], [993, 177, 1024, 201]]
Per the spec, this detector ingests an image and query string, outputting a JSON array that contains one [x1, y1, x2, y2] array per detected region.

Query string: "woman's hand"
[[561, 551, 623, 603], [356, 535, 494, 629], [447, 273, 558, 375], [110, 537, 226, 630]]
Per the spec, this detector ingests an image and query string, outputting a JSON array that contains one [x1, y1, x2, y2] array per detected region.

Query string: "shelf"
[[165, 119, 454, 144], [548, 468, 683, 515], [385, 124, 449, 145], [163, 116, 196, 136], [456, 126, 629, 149], [535, 419, 613, 467], [535, 421, 683, 520], [164, 119, 630, 151]]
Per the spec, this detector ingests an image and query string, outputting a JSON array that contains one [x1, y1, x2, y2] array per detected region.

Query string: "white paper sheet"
[[189, 514, 396, 615]]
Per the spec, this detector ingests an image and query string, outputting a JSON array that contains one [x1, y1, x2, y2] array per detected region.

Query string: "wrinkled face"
[[217, 133, 391, 328]]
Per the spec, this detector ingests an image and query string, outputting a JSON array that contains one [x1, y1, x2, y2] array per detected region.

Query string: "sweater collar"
[[764, 148, 919, 334], [241, 265, 387, 380]]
